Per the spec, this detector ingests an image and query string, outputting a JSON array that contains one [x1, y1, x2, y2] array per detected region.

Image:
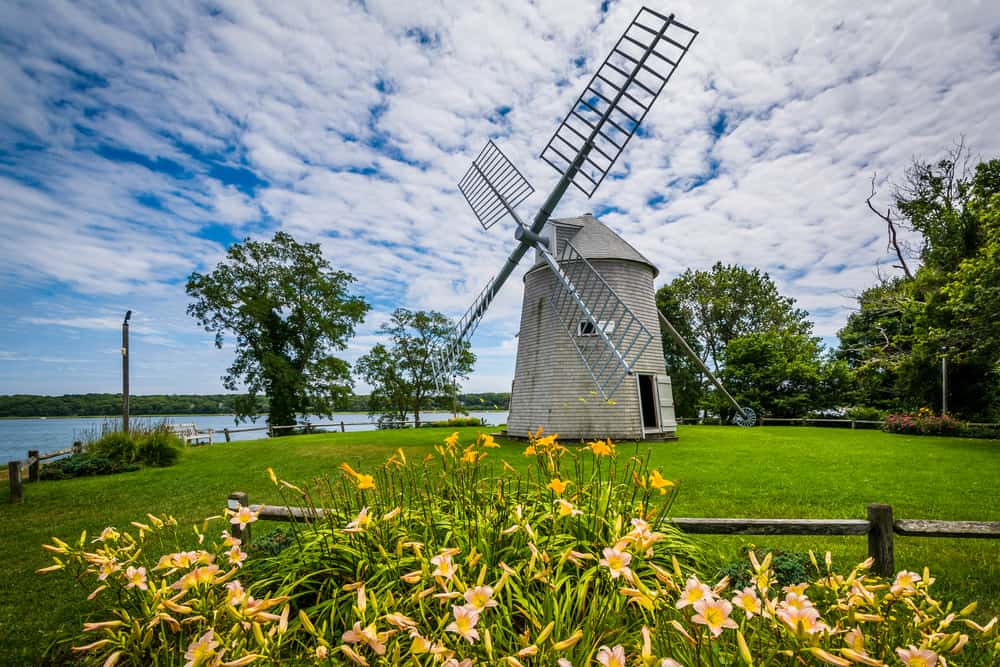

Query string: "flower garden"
[[36, 430, 1000, 665]]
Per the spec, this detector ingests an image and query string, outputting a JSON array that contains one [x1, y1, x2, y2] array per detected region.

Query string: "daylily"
[[225, 580, 247, 606], [479, 433, 500, 448], [226, 545, 248, 567], [445, 605, 480, 644], [97, 560, 120, 581], [444, 432, 460, 448], [547, 478, 571, 494], [460, 447, 478, 464], [895, 645, 939, 667], [648, 469, 674, 494], [555, 499, 583, 518], [221, 531, 241, 548], [339, 463, 376, 491], [691, 598, 738, 637], [342, 621, 387, 655], [183, 629, 220, 667], [230, 505, 258, 530], [344, 507, 372, 533], [599, 546, 632, 580], [95, 527, 119, 543], [431, 553, 456, 580], [596, 644, 626, 667], [464, 585, 498, 611], [732, 586, 761, 618], [676, 577, 713, 609], [124, 565, 147, 590], [891, 570, 922, 595], [777, 604, 829, 636], [586, 438, 615, 457]]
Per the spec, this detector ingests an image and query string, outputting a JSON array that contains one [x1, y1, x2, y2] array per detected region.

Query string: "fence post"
[[851, 420, 856, 430], [224, 428, 231, 443], [72, 441, 83, 455], [867, 503, 894, 577], [8, 461, 23, 503], [27, 450, 39, 482], [228, 491, 251, 545], [341, 421, 345, 433]]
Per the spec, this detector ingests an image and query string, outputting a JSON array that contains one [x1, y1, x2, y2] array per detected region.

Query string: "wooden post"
[[228, 491, 250, 545], [305, 423, 313, 435], [851, 420, 856, 430], [340, 421, 345, 433], [8, 461, 23, 503], [867, 503, 894, 577], [72, 441, 83, 455], [223, 428, 231, 443], [27, 451, 39, 482]]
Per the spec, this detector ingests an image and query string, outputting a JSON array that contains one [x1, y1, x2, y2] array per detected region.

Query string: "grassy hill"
[[1, 425, 997, 663]]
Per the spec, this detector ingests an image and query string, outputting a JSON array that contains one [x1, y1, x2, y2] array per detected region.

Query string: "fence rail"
[[7, 441, 83, 503], [225, 493, 1000, 578]]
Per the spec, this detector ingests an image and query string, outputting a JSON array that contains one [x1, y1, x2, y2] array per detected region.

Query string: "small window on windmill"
[[578, 319, 615, 337]]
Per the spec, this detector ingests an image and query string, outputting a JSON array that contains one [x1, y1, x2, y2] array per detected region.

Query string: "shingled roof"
[[529, 213, 658, 277]]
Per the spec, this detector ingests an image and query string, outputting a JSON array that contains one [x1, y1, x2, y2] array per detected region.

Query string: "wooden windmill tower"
[[432, 7, 755, 439]]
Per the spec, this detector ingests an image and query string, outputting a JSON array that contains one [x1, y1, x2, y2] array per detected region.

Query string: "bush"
[[38, 454, 139, 480], [884, 408, 962, 435], [844, 405, 886, 421], [88, 431, 137, 463], [39, 431, 1000, 665], [427, 416, 482, 427], [717, 547, 811, 591], [134, 428, 183, 467]]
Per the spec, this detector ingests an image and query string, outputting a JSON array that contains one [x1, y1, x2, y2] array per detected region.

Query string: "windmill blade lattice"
[[458, 141, 535, 230], [540, 7, 697, 197], [537, 240, 655, 399], [431, 276, 497, 391]]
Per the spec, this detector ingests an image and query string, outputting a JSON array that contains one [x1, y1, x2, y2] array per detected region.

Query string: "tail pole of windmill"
[[432, 6, 755, 427]]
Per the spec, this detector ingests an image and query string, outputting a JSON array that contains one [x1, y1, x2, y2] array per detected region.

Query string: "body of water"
[[0, 411, 509, 463]]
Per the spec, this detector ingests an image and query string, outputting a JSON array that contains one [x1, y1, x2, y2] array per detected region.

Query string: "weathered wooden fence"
[[216, 417, 488, 442], [6, 441, 83, 503], [225, 493, 1000, 578], [676, 416, 884, 429]]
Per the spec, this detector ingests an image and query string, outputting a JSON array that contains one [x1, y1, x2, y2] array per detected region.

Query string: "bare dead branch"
[[867, 172, 913, 279]]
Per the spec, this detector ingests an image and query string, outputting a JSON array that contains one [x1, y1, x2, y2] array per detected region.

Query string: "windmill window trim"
[[578, 319, 616, 337]]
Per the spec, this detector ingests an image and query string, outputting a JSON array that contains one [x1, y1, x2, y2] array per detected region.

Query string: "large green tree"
[[656, 262, 813, 417], [186, 231, 369, 427], [723, 329, 851, 418], [839, 151, 1000, 419], [355, 309, 474, 426]]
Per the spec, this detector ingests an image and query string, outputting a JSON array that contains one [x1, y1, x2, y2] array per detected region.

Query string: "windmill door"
[[656, 375, 677, 430]]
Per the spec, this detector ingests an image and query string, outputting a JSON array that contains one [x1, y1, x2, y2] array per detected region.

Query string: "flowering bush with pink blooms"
[[883, 408, 962, 436], [39, 431, 999, 665]]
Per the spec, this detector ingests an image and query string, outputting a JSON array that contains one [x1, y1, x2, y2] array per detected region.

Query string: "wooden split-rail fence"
[[6, 442, 83, 503], [226, 492, 1000, 579]]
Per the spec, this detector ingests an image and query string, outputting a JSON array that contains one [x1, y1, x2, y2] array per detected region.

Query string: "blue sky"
[[1, 0, 999, 396]]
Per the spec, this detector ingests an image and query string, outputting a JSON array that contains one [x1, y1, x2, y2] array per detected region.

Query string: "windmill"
[[433, 6, 755, 439]]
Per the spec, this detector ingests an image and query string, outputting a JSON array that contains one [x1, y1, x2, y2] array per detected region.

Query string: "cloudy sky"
[[1, 0, 998, 396]]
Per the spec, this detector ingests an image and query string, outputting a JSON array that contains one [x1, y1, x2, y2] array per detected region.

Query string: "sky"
[[1, 0, 998, 397]]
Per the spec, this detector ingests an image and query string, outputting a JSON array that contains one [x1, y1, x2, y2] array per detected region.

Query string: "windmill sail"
[[433, 7, 698, 395], [537, 240, 654, 399], [458, 141, 535, 230], [541, 7, 697, 197]]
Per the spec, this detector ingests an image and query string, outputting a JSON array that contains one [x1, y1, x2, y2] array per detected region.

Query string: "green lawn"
[[1, 425, 998, 664]]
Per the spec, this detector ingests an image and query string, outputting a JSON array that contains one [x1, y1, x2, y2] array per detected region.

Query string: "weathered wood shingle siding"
[[507, 257, 672, 441]]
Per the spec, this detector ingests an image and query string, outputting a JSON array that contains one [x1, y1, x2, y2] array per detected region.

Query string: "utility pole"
[[941, 348, 948, 416], [122, 310, 131, 433]]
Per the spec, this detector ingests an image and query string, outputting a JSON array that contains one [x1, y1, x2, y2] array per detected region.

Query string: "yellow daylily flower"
[[546, 478, 571, 495]]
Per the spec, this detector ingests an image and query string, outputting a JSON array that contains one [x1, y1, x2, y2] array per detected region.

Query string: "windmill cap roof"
[[530, 213, 659, 277]]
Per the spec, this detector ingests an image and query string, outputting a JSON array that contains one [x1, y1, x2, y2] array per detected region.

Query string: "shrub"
[[884, 408, 962, 435], [844, 405, 886, 422], [88, 431, 137, 464], [37, 454, 139, 480], [134, 428, 183, 467], [39, 431, 1000, 665], [717, 548, 811, 591], [426, 416, 483, 427]]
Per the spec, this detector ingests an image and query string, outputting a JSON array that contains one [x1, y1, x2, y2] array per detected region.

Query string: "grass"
[[1, 425, 997, 664]]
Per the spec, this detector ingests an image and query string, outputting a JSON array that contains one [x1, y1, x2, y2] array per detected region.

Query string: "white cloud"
[[1, 0, 999, 393]]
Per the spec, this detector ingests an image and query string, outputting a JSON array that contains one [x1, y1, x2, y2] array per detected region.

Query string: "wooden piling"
[[8, 461, 23, 503]]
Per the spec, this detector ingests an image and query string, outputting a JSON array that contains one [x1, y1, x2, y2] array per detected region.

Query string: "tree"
[[186, 232, 369, 427], [723, 329, 851, 418], [842, 150, 1000, 419], [656, 262, 813, 417], [355, 308, 475, 426]]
